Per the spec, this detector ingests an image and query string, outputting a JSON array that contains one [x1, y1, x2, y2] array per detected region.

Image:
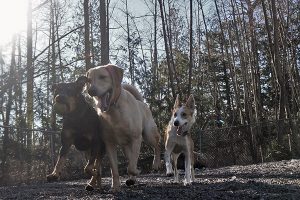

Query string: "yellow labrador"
[[86, 64, 161, 192]]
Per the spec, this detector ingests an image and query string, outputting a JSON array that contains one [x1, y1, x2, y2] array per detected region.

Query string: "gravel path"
[[1, 159, 300, 199]]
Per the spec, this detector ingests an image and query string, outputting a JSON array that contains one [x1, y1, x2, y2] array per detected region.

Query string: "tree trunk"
[[214, 0, 233, 119], [125, 0, 134, 84], [54, 2, 64, 82], [199, 0, 220, 123], [188, 0, 193, 96], [158, 0, 176, 99], [84, 0, 91, 71], [2, 35, 17, 179], [100, 0, 109, 65], [152, 0, 158, 96], [271, 0, 286, 145], [26, 0, 34, 149]]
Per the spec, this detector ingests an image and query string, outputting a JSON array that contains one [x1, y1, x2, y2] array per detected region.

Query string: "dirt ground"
[[1, 159, 300, 200]]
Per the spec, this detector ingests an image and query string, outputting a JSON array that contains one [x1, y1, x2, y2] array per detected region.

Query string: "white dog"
[[164, 94, 196, 185]]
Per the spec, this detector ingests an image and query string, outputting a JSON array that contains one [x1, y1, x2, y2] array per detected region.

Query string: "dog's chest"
[[167, 127, 192, 151], [101, 111, 142, 145]]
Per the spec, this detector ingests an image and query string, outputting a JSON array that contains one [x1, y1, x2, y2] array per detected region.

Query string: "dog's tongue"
[[100, 92, 110, 112], [176, 126, 183, 136]]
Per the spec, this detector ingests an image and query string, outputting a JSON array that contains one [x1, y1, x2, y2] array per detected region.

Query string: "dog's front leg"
[[123, 137, 142, 186], [183, 151, 192, 186], [164, 142, 175, 176], [47, 130, 72, 182], [84, 147, 98, 177], [86, 158, 102, 191], [47, 141, 71, 181], [106, 144, 120, 192], [191, 151, 195, 182], [172, 153, 180, 183]]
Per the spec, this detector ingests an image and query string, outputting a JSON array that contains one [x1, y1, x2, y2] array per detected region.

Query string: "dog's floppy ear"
[[186, 94, 195, 110], [173, 94, 180, 109], [105, 64, 124, 107], [106, 64, 124, 86]]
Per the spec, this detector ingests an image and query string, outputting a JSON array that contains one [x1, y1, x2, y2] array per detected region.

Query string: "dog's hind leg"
[[172, 153, 180, 183], [183, 150, 192, 186], [47, 133, 72, 182], [85, 158, 102, 191], [143, 126, 161, 171], [84, 147, 98, 177]]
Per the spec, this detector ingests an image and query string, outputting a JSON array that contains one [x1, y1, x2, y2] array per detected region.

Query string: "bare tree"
[[158, 0, 175, 98], [84, 0, 92, 70], [2, 35, 17, 179], [125, 0, 134, 84], [100, 0, 109, 65], [272, 0, 287, 145], [188, 0, 193, 96], [26, 0, 33, 148]]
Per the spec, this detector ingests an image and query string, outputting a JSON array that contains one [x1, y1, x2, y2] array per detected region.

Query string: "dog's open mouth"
[[99, 91, 111, 112], [176, 122, 188, 136]]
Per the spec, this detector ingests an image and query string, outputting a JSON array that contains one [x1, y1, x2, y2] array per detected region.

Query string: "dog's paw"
[[183, 181, 192, 186], [166, 172, 174, 177], [85, 184, 94, 191], [109, 186, 121, 193], [46, 174, 59, 182], [84, 166, 98, 177], [152, 160, 162, 171], [125, 179, 136, 186]]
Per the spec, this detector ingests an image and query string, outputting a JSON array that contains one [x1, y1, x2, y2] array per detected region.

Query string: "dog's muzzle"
[[88, 86, 97, 97], [175, 122, 188, 136], [55, 95, 67, 104], [174, 120, 180, 127]]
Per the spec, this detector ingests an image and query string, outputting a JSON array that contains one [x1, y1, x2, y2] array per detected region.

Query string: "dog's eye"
[[182, 113, 187, 117], [98, 75, 106, 80], [174, 113, 177, 117]]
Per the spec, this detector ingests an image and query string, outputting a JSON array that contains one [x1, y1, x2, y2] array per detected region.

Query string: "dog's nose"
[[174, 120, 179, 126], [88, 87, 97, 97], [55, 95, 66, 104]]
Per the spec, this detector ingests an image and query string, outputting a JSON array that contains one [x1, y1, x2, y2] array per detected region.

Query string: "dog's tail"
[[122, 84, 143, 102]]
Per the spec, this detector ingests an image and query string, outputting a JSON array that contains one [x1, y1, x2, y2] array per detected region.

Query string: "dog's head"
[[172, 94, 196, 136], [86, 64, 123, 112], [52, 76, 88, 115]]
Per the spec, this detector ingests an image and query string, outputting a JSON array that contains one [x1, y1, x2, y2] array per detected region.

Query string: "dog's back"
[[122, 84, 143, 102]]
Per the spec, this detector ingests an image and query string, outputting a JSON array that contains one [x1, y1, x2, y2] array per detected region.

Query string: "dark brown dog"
[[46, 76, 105, 191]]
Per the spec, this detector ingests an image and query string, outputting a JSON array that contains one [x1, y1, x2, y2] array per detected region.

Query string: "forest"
[[0, 0, 300, 185]]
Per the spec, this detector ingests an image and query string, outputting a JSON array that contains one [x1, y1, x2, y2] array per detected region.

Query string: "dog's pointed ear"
[[51, 83, 58, 92], [173, 94, 180, 109], [76, 76, 88, 90], [186, 94, 195, 110]]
